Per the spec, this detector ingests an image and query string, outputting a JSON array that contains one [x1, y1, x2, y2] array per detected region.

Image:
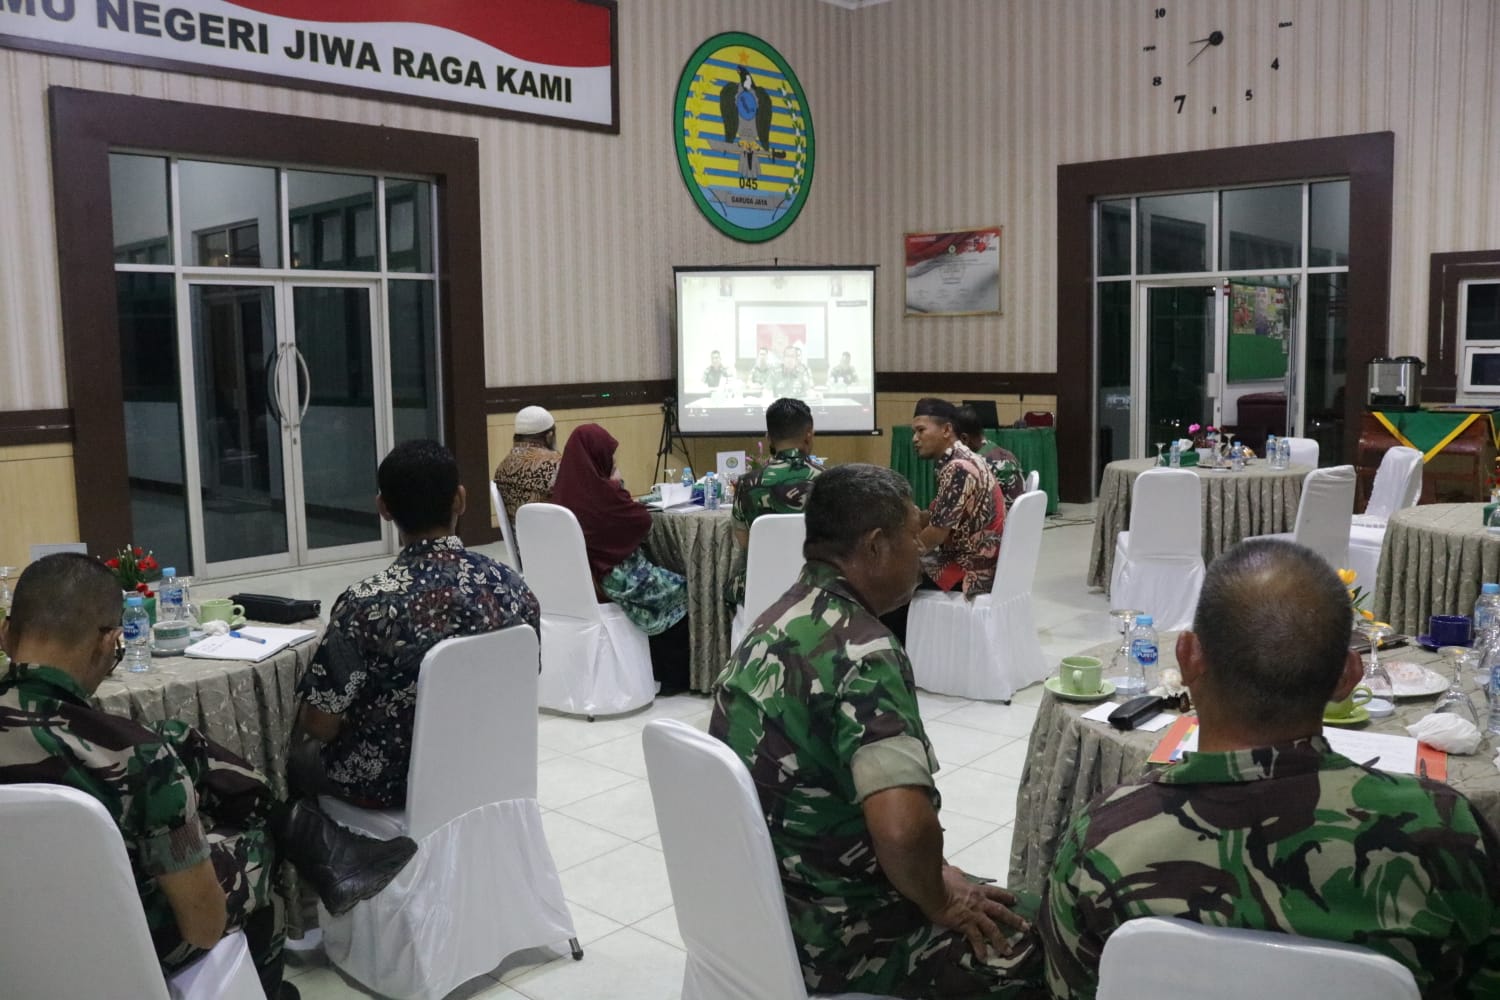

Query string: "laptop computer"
[[961, 399, 1001, 428]]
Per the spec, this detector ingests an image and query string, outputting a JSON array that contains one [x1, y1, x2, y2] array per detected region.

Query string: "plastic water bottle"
[[704, 472, 720, 510], [1124, 615, 1159, 696], [1169, 440, 1182, 467], [158, 567, 183, 622], [1474, 583, 1500, 636], [1230, 441, 1245, 471], [121, 595, 151, 673], [1277, 437, 1292, 468], [680, 465, 694, 488], [1265, 435, 1278, 467]]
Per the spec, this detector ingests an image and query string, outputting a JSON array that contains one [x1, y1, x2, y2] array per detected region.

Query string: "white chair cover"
[[1351, 446, 1422, 528], [1252, 465, 1357, 569], [517, 502, 656, 717], [0, 783, 263, 1000], [319, 627, 578, 1000], [642, 720, 894, 1000], [907, 491, 1049, 701], [488, 480, 522, 570], [1024, 469, 1040, 494], [1109, 469, 1204, 631], [729, 514, 807, 648], [1098, 917, 1418, 1000], [1283, 436, 1320, 468]]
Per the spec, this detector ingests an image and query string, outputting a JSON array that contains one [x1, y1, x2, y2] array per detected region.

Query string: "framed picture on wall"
[[904, 226, 1002, 316]]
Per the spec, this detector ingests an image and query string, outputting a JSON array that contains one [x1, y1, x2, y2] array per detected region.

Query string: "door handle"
[[266, 346, 284, 427], [293, 346, 311, 426]]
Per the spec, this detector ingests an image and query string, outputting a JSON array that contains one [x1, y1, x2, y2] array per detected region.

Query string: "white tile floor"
[[253, 503, 1113, 999]]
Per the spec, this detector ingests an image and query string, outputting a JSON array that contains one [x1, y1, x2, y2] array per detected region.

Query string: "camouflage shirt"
[[769, 365, 812, 398], [1040, 736, 1500, 999], [978, 442, 1026, 511], [710, 561, 946, 991], [726, 448, 822, 606]]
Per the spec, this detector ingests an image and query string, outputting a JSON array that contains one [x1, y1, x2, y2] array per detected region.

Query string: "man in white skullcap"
[[493, 405, 561, 529]]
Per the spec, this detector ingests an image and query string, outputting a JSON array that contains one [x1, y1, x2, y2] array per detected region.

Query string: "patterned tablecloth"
[[645, 507, 736, 692], [1087, 457, 1309, 592], [1007, 633, 1499, 896], [1375, 503, 1500, 636]]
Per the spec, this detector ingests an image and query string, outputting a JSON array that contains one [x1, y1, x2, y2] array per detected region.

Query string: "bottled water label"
[[122, 617, 147, 643], [1131, 638, 1158, 668]]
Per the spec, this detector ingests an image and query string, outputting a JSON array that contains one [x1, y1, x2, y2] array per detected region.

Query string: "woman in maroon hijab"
[[551, 424, 692, 693]]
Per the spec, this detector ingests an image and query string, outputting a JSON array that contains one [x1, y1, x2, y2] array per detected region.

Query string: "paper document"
[[184, 625, 319, 663]]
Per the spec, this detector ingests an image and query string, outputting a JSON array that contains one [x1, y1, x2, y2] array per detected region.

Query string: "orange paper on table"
[[1416, 742, 1447, 781], [1148, 715, 1199, 765]]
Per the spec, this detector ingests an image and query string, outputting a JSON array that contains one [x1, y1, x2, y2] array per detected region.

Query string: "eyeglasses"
[[99, 625, 125, 666]]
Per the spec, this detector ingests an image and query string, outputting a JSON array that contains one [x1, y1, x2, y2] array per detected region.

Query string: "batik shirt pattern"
[[924, 440, 1003, 597], [0, 664, 278, 971], [1040, 736, 1500, 999], [710, 562, 1044, 997], [726, 448, 822, 606], [493, 442, 560, 525], [601, 548, 688, 637], [298, 536, 539, 807]]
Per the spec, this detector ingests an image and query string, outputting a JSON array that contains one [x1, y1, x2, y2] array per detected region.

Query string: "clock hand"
[[1187, 29, 1226, 66], [1188, 41, 1212, 65]]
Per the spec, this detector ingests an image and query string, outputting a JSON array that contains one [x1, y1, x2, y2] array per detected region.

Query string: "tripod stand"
[[655, 396, 695, 485]]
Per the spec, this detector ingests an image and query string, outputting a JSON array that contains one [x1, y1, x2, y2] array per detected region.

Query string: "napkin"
[[200, 620, 232, 637], [1406, 713, 1482, 755]]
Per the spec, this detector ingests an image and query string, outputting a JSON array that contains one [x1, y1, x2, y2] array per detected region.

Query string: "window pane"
[[1305, 273, 1347, 466], [388, 280, 441, 441], [1222, 185, 1302, 270], [1096, 281, 1132, 481], [386, 179, 433, 273], [1309, 180, 1350, 267], [1463, 281, 1500, 343], [1097, 200, 1131, 276], [1137, 192, 1213, 273], [288, 170, 377, 271], [179, 160, 279, 268], [111, 154, 173, 265], [118, 272, 192, 570]]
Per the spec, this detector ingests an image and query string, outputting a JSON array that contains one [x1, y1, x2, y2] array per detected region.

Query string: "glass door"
[[182, 280, 393, 578], [287, 283, 390, 563], [1137, 283, 1221, 456]]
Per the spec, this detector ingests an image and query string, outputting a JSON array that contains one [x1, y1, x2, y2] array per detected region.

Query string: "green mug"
[[198, 599, 246, 627], [1325, 685, 1374, 719], [1060, 655, 1103, 695]]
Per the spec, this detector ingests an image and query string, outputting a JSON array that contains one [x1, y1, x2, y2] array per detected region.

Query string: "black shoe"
[[278, 983, 301, 1000], [277, 799, 418, 916]]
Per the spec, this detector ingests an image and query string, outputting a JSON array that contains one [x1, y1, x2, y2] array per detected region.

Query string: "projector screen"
[[674, 266, 877, 435]]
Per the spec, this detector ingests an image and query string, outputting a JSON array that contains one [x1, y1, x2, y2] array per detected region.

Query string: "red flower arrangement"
[[105, 544, 161, 597]]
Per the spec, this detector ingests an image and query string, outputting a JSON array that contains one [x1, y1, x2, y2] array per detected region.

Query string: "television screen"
[[673, 266, 877, 435]]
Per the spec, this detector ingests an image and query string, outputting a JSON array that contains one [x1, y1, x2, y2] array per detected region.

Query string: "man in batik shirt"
[[726, 397, 823, 607], [911, 398, 1003, 596], [493, 404, 560, 528], [0, 554, 293, 998], [711, 464, 1045, 999], [956, 404, 1025, 512], [1041, 538, 1500, 999], [297, 440, 539, 809]]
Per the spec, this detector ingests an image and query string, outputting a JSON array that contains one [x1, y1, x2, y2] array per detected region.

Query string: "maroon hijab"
[[550, 423, 652, 577]]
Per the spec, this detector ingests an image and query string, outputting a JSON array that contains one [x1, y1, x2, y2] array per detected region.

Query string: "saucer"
[[1045, 677, 1116, 702], [1323, 706, 1370, 726], [1417, 633, 1470, 651]]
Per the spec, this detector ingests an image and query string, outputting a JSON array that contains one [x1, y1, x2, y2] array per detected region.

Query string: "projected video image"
[[675, 267, 876, 435]]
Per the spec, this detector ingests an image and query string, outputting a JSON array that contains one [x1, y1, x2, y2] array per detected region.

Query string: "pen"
[[229, 631, 267, 645]]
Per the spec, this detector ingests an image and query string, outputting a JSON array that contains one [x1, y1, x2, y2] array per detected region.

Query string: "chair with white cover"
[[1347, 446, 1423, 588], [1097, 916, 1418, 1000], [642, 719, 895, 1000], [319, 626, 580, 1000], [1283, 436, 1320, 468], [516, 502, 656, 717], [0, 783, 264, 1000], [729, 513, 807, 648], [1250, 465, 1357, 570], [1109, 469, 1204, 632], [488, 480, 522, 570], [1023, 469, 1040, 494], [907, 490, 1049, 701]]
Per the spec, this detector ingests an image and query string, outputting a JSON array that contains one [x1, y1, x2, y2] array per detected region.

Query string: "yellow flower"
[[1359, 608, 1375, 620], [1337, 568, 1357, 587]]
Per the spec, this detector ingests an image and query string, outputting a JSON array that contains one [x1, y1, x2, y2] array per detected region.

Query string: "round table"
[[1087, 457, 1310, 592], [1007, 633, 1499, 896], [645, 507, 736, 691], [1375, 503, 1500, 636]]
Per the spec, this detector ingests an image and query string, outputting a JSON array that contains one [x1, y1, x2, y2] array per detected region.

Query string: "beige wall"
[[0, 444, 80, 571]]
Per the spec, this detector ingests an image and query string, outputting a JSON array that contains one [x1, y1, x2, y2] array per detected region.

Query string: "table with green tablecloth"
[[1008, 633, 1499, 897], [889, 426, 1058, 514], [1374, 503, 1500, 635]]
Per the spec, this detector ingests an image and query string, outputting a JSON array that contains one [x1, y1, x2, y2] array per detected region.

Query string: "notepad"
[[183, 625, 319, 663]]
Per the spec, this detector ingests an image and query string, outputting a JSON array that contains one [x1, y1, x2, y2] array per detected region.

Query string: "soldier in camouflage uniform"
[[711, 464, 1046, 998], [769, 347, 813, 399], [957, 405, 1026, 512], [1040, 539, 1500, 999], [726, 396, 823, 608], [0, 555, 291, 998]]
